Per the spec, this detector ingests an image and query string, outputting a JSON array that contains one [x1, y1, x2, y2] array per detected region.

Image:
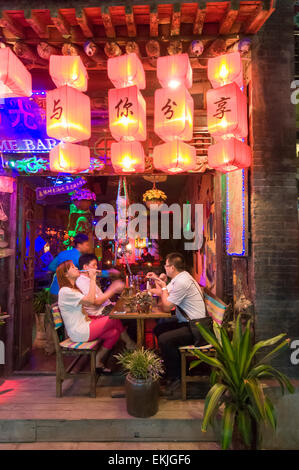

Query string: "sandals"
[[96, 366, 112, 375]]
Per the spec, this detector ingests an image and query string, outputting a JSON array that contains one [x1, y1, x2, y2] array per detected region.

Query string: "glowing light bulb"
[[219, 64, 229, 80], [168, 79, 180, 89]]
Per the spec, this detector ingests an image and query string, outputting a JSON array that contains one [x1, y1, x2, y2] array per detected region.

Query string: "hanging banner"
[[36, 177, 86, 200]]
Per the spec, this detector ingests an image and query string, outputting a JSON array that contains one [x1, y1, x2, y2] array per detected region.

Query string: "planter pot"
[[33, 313, 47, 349], [125, 373, 159, 418], [145, 199, 164, 210]]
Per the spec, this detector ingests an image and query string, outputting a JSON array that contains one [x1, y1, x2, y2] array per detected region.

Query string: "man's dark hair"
[[74, 233, 89, 247], [79, 253, 98, 270], [166, 252, 185, 272]]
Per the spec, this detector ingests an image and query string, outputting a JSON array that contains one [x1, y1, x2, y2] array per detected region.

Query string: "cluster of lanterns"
[[108, 53, 146, 173], [207, 52, 251, 172], [46, 56, 91, 173]]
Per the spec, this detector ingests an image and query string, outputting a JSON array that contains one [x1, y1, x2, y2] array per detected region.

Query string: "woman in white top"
[[57, 260, 135, 372]]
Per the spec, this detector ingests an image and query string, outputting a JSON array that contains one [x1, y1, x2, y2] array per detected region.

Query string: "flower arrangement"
[[115, 347, 164, 382], [142, 188, 167, 203], [136, 291, 153, 313]]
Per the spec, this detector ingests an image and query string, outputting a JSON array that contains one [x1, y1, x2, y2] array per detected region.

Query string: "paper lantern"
[[157, 53, 192, 89], [111, 141, 145, 173], [108, 53, 145, 89], [49, 55, 88, 92], [208, 138, 251, 173], [154, 86, 194, 142], [0, 176, 14, 193], [109, 85, 146, 142], [49, 142, 90, 173], [208, 52, 243, 89], [0, 47, 32, 98], [153, 140, 196, 173], [207, 82, 248, 140], [46, 85, 91, 143]]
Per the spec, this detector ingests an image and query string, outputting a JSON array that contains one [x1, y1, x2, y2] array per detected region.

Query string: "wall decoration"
[[36, 177, 86, 200]]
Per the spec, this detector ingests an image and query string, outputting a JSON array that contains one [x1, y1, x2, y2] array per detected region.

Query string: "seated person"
[[147, 252, 207, 391], [76, 253, 120, 319], [141, 247, 154, 264], [57, 260, 135, 373]]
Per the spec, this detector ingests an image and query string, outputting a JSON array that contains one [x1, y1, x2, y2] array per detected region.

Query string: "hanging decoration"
[[107, 53, 145, 89], [108, 53, 146, 174], [142, 182, 167, 209], [208, 52, 243, 89], [207, 138, 251, 173], [2, 156, 103, 175], [36, 177, 86, 200], [46, 56, 91, 173], [153, 139, 197, 174], [0, 176, 14, 193], [49, 55, 88, 92], [49, 142, 90, 173], [153, 54, 196, 173], [0, 47, 32, 98]]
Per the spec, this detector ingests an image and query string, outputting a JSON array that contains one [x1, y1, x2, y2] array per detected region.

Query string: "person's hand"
[[146, 272, 159, 280], [110, 280, 125, 294], [149, 287, 163, 297], [88, 268, 97, 281], [154, 278, 167, 289], [159, 273, 167, 282]]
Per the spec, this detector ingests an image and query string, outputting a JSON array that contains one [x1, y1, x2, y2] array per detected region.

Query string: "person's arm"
[[149, 278, 175, 312], [80, 270, 97, 305], [93, 280, 124, 306], [48, 253, 60, 272]]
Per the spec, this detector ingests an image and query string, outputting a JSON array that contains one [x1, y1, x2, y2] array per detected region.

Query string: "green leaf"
[[264, 396, 277, 430], [244, 378, 266, 420], [221, 403, 236, 450], [202, 383, 227, 432], [239, 321, 252, 377], [220, 327, 235, 362], [232, 314, 243, 359], [195, 322, 223, 355], [237, 409, 252, 448], [192, 348, 224, 369], [244, 334, 287, 374], [256, 339, 289, 366], [252, 364, 295, 395], [190, 359, 202, 370]]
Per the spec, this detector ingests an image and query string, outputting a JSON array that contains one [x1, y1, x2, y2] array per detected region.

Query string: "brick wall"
[[250, 0, 299, 377]]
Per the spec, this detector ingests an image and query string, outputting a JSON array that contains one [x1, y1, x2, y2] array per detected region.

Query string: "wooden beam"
[[24, 10, 49, 39], [0, 11, 24, 38], [125, 4, 136, 38], [244, 0, 276, 34], [193, 1, 206, 35], [50, 9, 71, 39], [170, 3, 181, 37], [219, 0, 240, 35], [101, 6, 115, 39], [76, 8, 93, 39], [150, 4, 159, 37]]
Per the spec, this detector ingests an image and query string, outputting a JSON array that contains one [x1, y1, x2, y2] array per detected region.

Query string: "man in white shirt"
[[76, 254, 124, 318], [147, 252, 207, 390]]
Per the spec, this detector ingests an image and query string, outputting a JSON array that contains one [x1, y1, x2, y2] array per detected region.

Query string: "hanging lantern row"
[[207, 52, 251, 173], [0, 47, 32, 98], [108, 53, 146, 173], [153, 53, 196, 174], [46, 56, 91, 173]]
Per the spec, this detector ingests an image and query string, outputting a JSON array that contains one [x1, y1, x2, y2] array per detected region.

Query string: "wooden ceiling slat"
[[193, 1, 206, 35], [75, 8, 93, 38], [101, 5, 116, 38], [0, 11, 24, 38], [170, 3, 181, 36], [125, 4, 137, 37], [50, 9, 71, 39], [150, 4, 159, 37], [219, 0, 240, 35], [244, 0, 275, 34]]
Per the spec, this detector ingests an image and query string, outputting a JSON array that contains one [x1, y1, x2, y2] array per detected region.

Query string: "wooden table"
[[110, 302, 172, 349]]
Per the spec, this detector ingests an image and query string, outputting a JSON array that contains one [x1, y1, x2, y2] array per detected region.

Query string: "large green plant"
[[33, 288, 50, 315], [190, 315, 294, 450]]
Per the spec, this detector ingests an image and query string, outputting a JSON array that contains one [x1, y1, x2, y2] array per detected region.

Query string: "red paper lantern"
[[208, 52, 243, 89], [108, 53, 146, 89], [46, 85, 91, 143], [0, 176, 14, 193], [111, 141, 145, 173], [153, 140, 196, 173], [109, 85, 146, 142], [208, 138, 251, 173], [207, 82, 248, 140], [157, 53, 192, 89], [49, 55, 88, 92], [49, 142, 90, 173], [0, 47, 32, 98], [155, 85, 194, 142]]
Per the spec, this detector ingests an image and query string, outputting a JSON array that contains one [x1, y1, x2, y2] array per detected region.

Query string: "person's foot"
[[96, 362, 112, 375]]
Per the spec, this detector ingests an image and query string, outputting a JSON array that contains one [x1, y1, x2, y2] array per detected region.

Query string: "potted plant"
[[115, 347, 164, 418], [33, 288, 50, 349], [190, 315, 294, 450]]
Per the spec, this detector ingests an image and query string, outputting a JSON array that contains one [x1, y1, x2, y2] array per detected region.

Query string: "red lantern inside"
[[153, 140, 196, 174], [208, 52, 243, 89], [155, 86, 194, 142], [109, 85, 146, 141], [207, 82, 248, 140], [49, 55, 88, 92], [46, 85, 91, 143], [208, 138, 251, 173], [0, 47, 32, 98], [111, 141, 145, 173], [108, 53, 146, 89], [50, 142, 90, 173], [157, 53, 192, 89]]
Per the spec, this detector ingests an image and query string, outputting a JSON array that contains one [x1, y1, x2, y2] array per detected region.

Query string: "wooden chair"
[[179, 290, 229, 400], [46, 303, 101, 398]]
